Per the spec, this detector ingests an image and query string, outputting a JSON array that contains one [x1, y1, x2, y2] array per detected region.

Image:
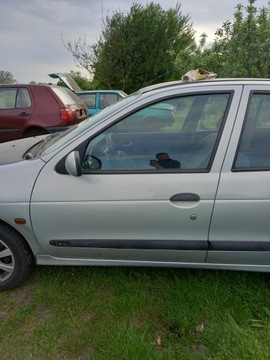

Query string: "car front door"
[[30, 86, 243, 266]]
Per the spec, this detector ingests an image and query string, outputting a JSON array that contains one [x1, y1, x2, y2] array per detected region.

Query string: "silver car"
[[1, 78, 270, 290]]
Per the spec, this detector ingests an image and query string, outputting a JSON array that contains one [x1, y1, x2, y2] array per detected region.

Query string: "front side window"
[[234, 92, 270, 169], [82, 93, 231, 172]]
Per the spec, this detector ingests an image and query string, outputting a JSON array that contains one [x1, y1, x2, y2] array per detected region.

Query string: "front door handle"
[[170, 193, 200, 202]]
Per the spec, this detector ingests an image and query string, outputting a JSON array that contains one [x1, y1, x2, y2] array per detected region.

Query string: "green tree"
[[210, 0, 270, 77], [0, 70, 17, 84], [173, 33, 218, 79], [93, 2, 194, 93], [173, 0, 270, 79]]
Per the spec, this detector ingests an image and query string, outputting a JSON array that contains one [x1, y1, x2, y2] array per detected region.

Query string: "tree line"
[[2, 0, 270, 93]]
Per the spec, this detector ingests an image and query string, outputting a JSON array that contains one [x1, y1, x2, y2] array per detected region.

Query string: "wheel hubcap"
[[0, 240, 15, 282]]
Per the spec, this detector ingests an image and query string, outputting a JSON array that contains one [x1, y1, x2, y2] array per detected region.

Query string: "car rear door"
[[208, 84, 270, 268], [30, 85, 243, 266], [0, 87, 32, 142]]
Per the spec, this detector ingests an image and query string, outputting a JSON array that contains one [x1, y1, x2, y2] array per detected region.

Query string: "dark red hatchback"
[[0, 84, 88, 142]]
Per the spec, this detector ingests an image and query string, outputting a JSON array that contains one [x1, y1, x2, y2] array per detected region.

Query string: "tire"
[[0, 223, 34, 291]]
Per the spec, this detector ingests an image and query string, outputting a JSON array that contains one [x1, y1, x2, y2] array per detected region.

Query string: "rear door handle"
[[170, 193, 200, 202]]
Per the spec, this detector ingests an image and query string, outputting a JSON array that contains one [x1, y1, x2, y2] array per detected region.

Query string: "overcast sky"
[[0, 0, 267, 84]]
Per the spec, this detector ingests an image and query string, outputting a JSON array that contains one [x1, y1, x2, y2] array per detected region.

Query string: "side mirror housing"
[[65, 151, 82, 176]]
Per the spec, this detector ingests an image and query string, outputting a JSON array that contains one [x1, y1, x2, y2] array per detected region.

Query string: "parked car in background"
[[76, 90, 127, 116], [3, 78, 270, 290], [123, 102, 175, 131], [49, 73, 127, 116], [49, 73, 174, 127], [0, 84, 88, 143]]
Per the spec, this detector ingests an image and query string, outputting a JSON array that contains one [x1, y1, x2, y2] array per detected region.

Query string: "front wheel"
[[0, 224, 34, 291]]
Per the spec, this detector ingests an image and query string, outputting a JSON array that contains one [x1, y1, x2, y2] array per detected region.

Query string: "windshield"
[[38, 92, 139, 157]]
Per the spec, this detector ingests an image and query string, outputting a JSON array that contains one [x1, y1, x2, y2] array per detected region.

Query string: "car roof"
[[76, 89, 127, 95], [0, 84, 59, 87], [139, 78, 270, 94]]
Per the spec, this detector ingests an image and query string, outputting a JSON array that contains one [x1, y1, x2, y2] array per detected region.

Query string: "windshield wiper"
[[23, 133, 60, 160], [37, 132, 61, 150]]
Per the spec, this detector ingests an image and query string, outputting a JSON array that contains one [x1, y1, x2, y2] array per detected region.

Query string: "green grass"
[[1, 267, 270, 359]]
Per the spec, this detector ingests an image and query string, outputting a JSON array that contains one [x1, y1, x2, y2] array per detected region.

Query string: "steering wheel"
[[105, 133, 125, 153], [105, 133, 135, 169], [82, 155, 102, 170]]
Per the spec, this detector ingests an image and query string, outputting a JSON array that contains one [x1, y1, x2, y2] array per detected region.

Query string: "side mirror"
[[65, 151, 82, 176]]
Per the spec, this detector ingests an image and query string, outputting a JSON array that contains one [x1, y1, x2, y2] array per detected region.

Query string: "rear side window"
[[51, 87, 84, 105], [234, 92, 270, 169], [0, 87, 31, 109], [16, 88, 31, 108]]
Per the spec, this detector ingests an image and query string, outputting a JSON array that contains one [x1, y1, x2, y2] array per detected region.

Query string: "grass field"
[[1, 266, 270, 359]]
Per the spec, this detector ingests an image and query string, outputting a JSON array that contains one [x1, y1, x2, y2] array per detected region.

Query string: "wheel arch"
[[0, 219, 36, 260], [0, 219, 36, 290], [22, 126, 48, 138]]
